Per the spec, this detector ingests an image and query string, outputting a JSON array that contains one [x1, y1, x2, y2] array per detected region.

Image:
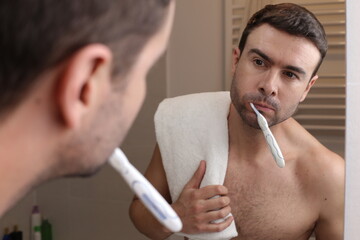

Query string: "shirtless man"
[[0, 0, 175, 217], [129, 3, 344, 240]]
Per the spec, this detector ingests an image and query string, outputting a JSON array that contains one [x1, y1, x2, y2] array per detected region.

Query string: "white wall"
[[344, 1, 360, 239], [167, 0, 225, 97]]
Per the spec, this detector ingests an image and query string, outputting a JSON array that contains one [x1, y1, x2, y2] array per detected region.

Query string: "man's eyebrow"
[[249, 48, 306, 76], [284, 65, 306, 76], [248, 48, 274, 64]]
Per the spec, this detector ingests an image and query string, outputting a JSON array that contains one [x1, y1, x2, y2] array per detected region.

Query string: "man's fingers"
[[205, 206, 232, 223], [202, 196, 231, 212], [192, 209, 234, 233], [185, 160, 206, 189], [206, 213, 234, 232], [197, 185, 228, 200]]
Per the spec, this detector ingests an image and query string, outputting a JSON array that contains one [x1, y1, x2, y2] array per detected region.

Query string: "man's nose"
[[258, 71, 278, 97]]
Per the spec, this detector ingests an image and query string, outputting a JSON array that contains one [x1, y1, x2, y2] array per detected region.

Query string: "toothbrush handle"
[[126, 163, 183, 232], [109, 149, 183, 232], [262, 129, 285, 168]]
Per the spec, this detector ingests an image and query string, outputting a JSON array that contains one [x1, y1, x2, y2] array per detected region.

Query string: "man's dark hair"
[[238, 3, 327, 78], [0, 0, 171, 117]]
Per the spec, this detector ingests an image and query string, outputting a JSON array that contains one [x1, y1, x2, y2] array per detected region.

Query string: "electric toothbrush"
[[250, 103, 285, 168], [108, 148, 183, 232]]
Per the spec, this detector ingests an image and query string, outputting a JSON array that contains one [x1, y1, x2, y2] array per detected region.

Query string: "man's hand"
[[172, 160, 234, 234]]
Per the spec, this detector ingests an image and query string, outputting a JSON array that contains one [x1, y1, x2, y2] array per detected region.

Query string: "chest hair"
[[224, 163, 317, 240]]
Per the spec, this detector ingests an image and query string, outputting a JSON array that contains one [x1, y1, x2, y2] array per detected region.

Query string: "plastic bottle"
[[33, 227, 41, 240], [30, 206, 41, 240], [40, 219, 52, 240], [9, 225, 22, 240], [2, 228, 10, 240]]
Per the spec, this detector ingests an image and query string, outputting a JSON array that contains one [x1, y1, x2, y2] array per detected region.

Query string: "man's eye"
[[284, 71, 298, 79], [254, 59, 264, 66]]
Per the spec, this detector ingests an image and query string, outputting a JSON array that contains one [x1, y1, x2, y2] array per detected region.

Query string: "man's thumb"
[[186, 160, 206, 189]]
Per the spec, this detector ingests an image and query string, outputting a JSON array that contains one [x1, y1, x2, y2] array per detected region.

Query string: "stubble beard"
[[230, 82, 299, 129]]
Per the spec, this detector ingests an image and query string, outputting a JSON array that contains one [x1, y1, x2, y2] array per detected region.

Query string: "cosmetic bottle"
[[31, 206, 41, 240], [2, 228, 10, 240], [9, 225, 22, 240], [33, 227, 41, 240], [41, 219, 52, 240]]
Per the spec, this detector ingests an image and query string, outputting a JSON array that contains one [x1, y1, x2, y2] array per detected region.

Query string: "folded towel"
[[154, 92, 238, 240]]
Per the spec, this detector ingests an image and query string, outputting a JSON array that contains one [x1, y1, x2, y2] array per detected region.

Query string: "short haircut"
[[0, 0, 171, 117], [238, 3, 327, 78]]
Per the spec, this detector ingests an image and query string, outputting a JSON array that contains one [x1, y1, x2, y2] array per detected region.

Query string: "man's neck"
[[0, 99, 56, 217], [227, 103, 286, 164]]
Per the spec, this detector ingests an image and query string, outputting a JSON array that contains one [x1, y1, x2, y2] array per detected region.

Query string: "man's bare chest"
[[223, 161, 319, 240]]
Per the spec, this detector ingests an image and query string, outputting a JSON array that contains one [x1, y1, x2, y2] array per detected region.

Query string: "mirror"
[[166, 1, 345, 240]]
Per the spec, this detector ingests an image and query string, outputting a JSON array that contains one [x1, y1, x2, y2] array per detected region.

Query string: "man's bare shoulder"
[[308, 143, 344, 197], [298, 126, 344, 182], [285, 118, 344, 190], [289, 123, 345, 239]]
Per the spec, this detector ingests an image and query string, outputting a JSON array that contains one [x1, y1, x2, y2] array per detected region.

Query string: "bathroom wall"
[[167, 0, 225, 97]]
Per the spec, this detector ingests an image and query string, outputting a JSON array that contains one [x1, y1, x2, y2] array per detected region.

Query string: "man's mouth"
[[251, 102, 275, 113]]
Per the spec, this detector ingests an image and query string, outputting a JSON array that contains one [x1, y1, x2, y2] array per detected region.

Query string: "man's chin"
[[239, 110, 262, 130], [65, 161, 106, 178], [249, 122, 262, 130]]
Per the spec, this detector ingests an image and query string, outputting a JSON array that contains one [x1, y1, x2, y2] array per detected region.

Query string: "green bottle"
[[41, 219, 52, 240]]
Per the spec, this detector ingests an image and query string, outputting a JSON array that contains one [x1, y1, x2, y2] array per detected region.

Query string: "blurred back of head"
[[0, 0, 171, 118]]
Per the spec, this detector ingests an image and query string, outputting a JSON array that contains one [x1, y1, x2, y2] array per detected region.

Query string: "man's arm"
[[129, 144, 174, 239], [129, 144, 234, 239], [314, 154, 345, 240]]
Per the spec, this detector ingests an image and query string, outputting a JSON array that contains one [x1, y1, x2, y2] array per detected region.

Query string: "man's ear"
[[232, 48, 241, 74], [300, 75, 318, 102], [56, 44, 112, 128]]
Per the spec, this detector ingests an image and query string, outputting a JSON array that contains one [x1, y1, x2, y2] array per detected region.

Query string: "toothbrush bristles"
[[250, 102, 260, 115]]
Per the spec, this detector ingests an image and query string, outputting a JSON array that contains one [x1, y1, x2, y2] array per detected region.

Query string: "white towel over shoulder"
[[154, 92, 238, 240]]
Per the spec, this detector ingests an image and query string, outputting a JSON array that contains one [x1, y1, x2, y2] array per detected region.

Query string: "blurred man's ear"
[[55, 44, 112, 128], [232, 48, 241, 74], [300, 75, 318, 102]]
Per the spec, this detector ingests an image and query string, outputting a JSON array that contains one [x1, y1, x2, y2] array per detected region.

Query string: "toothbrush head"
[[250, 102, 260, 115], [250, 103, 269, 130]]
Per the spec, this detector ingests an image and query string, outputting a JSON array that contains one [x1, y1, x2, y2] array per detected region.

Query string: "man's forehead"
[[244, 24, 321, 73]]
